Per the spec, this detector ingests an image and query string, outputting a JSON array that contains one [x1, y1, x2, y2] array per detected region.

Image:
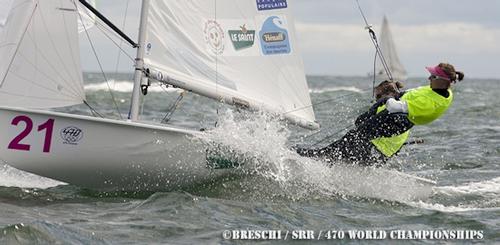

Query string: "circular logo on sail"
[[60, 126, 83, 145], [204, 20, 225, 55]]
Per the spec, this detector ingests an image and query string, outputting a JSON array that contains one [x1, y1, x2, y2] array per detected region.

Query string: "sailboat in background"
[[375, 16, 407, 81], [0, 0, 317, 191]]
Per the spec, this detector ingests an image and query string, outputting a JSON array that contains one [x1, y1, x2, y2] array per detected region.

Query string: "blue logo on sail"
[[259, 16, 291, 55], [256, 0, 287, 11]]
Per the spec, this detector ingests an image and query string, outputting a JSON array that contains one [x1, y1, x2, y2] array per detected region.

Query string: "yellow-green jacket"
[[371, 86, 453, 157]]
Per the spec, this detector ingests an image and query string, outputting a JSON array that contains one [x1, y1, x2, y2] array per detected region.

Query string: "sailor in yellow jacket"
[[297, 62, 465, 166]]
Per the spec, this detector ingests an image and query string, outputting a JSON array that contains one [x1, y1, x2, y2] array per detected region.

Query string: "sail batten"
[[144, 0, 317, 129]]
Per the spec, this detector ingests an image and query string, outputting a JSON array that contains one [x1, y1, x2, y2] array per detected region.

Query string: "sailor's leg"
[[295, 138, 345, 158], [317, 129, 364, 162]]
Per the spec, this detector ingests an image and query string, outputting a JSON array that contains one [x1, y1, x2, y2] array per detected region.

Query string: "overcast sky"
[[80, 0, 500, 78]]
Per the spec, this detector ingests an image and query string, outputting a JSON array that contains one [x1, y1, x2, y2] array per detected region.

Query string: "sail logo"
[[259, 16, 291, 55], [203, 20, 225, 55], [228, 24, 255, 51], [60, 126, 83, 145], [256, 0, 287, 11], [262, 32, 285, 42]]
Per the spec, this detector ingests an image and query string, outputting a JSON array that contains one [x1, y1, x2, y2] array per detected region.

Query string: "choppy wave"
[[0, 222, 105, 244], [84, 80, 183, 93], [405, 177, 500, 212], [407, 200, 500, 213], [437, 177, 500, 197]]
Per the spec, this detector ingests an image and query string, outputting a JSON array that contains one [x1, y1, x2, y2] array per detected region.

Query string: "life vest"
[[370, 105, 410, 157], [400, 85, 453, 125], [371, 85, 453, 157]]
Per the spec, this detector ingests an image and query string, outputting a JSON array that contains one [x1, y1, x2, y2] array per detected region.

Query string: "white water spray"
[[0, 164, 64, 189], [197, 110, 435, 202]]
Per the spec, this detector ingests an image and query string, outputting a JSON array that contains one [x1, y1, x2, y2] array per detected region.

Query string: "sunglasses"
[[428, 75, 450, 81]]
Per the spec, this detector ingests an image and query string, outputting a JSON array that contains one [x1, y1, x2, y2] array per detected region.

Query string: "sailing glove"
[[386, 98, 408, 114]]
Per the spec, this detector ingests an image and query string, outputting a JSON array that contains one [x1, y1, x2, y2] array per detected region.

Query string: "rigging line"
[[370, 30, 393, 81], [113, 0, 132, 84], [94, 23, 135, 61], [283, 89, 371, 115], [297, 99, 372, 144], [79, 12, 124, 119], [78, 0, 137, 48], [0, 3, 38, 87], [311, 124, 354, 147], [215, 0, 218, 96], [372, 50, 378, 98], [161, 91, 185, 124], [84, 100, 104, 118], [79, 9, 125, 42], [214, 0, 220, 126], [78, 0, 134, 61], [297, 116, 352, 141], [354, 0, 393, 81], [76, 3, 134, 61]]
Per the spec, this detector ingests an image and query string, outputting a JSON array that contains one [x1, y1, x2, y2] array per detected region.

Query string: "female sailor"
[[297, 62, 465, 166]]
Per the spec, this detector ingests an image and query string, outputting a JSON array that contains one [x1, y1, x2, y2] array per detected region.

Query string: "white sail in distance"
[[0, 0, 85, 108], [377, 16, 407, 81], [143, 0, 318, 129]]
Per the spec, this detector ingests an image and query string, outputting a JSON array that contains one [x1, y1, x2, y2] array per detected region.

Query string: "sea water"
[[0, 73, 498, 243]]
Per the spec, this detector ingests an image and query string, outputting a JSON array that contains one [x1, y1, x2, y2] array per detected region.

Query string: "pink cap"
[[426, 65, 451, 81]]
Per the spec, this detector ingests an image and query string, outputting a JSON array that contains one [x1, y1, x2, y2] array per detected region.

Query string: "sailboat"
[[0, 0, 318, 191], [375, 16, 407, 81]]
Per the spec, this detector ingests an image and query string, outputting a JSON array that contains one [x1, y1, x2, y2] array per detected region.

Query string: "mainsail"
[[0, 0, 85, 108], [377, 16, 407, 81], [143, 0, 318, 129]]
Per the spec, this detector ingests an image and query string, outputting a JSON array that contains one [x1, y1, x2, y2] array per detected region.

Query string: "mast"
[[129, 0, 150, 120]]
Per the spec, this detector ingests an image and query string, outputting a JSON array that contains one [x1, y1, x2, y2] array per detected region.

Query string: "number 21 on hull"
[[7, 115, 55, 153]]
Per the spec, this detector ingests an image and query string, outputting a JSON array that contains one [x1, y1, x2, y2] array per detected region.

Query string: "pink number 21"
[[8, 115, 55, 153]]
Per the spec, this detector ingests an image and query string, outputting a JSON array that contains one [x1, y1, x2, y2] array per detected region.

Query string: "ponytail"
[[455, 71, 465, 82]]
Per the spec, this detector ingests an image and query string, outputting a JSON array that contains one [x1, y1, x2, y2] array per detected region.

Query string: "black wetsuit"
[[296, 97, 414, 166]]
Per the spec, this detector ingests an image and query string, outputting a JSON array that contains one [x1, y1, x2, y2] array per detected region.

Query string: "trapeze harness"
[[297, 85, 453, 165]]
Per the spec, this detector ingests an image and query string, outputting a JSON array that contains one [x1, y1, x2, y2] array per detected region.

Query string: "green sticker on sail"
[[228, 24, 255, 51]]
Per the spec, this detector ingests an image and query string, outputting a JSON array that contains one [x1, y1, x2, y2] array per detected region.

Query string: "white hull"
[[0, 106, 232, 191]]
